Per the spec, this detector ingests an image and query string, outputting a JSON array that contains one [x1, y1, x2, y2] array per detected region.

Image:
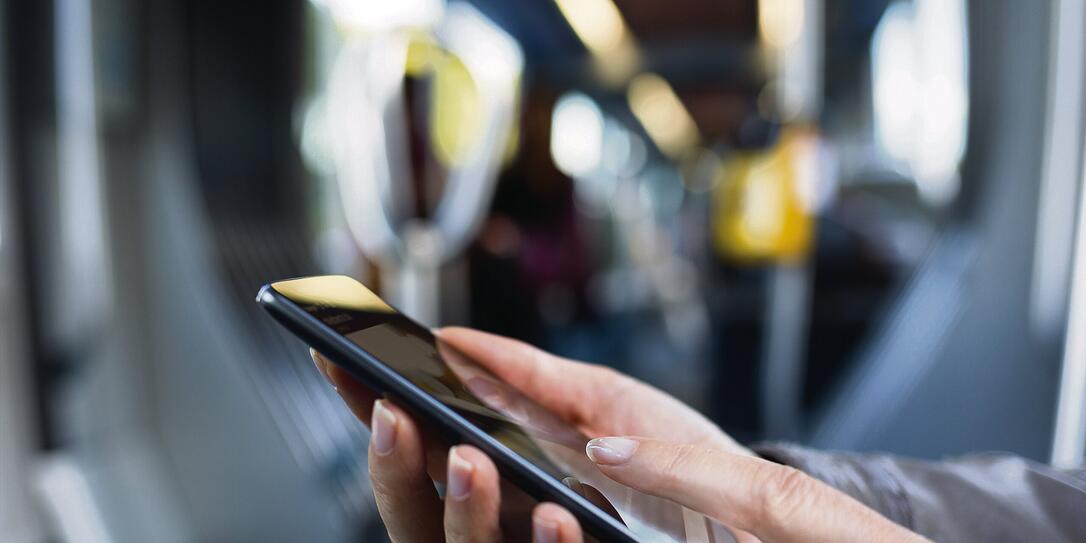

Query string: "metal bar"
[[1051, 124, 1086, 468], [53, 0, 112, 346], [1048, 0, 1086, 469], [761, 263, 811, 440], [1030, 0, 1086, 339]]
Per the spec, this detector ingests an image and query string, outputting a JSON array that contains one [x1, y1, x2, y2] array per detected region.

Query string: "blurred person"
[[312, 328, 1085, 542]]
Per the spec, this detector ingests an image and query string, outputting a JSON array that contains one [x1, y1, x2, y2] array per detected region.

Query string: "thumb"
[[585, 437, 925, 543]]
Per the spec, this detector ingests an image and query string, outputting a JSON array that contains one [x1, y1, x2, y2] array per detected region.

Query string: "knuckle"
[[592, 365, 638, 391], [586, 362, 621, 388], [529, 344, 555, 371], [367, 463, 397, 497], [368, 454, 414, 498], [443, 520, 470, 543], [596, 368, 636, 403], [590, 364, 621, 381], [759, 465, 817, 528], [660, 443, 699, 485]]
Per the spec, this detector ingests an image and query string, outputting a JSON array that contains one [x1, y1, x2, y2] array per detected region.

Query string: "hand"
[[583, 437, 928, 543], [311, 333, 584, 543], [312, 327, 926, 542]]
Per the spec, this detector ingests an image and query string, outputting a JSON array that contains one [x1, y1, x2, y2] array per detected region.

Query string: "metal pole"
[[1048, 0, 1086, 469], [1051, 135, 1086, 468], [324, 5, 522, 324], [762, 263, 812, 439], [1031, 0, 1086, 339]]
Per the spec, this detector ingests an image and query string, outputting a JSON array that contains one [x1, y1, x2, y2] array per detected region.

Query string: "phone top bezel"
[[256, 282, 639, 543]]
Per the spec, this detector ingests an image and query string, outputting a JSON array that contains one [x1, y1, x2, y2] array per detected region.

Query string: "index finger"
[[435, 327, 621, 426], [586, 438, 927, 543]]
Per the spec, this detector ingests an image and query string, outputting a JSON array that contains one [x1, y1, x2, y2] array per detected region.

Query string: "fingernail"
[[533, 518, 559, 543], [371, 400, 397, 456], [586, 437, 639, 465], [309, 348, 331, 384], [446, 447, 474, 501]]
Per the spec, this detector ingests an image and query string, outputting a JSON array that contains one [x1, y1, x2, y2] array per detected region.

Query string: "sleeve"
[[752, 443, 1086, 542]]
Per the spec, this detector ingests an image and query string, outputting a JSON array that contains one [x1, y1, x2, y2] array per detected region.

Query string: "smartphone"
[[257, 275, 731, 543]]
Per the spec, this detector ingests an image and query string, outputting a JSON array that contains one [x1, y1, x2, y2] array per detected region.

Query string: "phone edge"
[[255, 283, 639, 543]]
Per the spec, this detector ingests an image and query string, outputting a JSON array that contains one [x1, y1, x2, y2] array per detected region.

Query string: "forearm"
[[754, 443, 1086, 542]]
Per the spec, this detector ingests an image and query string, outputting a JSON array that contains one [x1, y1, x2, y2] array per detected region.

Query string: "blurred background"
[[2, 0, 1085, 540]]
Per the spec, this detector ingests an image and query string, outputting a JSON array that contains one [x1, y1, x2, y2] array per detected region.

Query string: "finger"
[[730, 528, 764, 543], [312, 349, 378, 424], [316, 350, 454, 484], [435, 328, 737, 448], [586, 437, 925, 543], [434, 327, 622, 425], [310, 348, 329, 380], [532, 503, 583, 543], [368, 399, 444, 542], [443, 445, 502, 543], [564, 478, 758, 543]]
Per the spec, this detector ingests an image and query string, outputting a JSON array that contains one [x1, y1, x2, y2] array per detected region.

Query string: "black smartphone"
[[257, 275, 729, 543]]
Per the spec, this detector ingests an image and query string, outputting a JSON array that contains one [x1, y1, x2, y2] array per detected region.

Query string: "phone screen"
[[270, 276, 734, 543]]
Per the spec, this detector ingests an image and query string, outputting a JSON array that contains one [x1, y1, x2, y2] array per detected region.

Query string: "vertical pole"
[[54, 0, 112, 344], [398, 223, 442, 326], [762, 263, 812, 439], [1031, 0, 1086, 338], [1047, 0, 1086, 469], [1051, 137, 1086, 468]]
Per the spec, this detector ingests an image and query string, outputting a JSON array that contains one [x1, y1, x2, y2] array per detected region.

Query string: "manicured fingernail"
[[371, 400, 397, 456], [533, 518, 559, 543], [586, 437, 639, 465], [447, 447, 474, 501]]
